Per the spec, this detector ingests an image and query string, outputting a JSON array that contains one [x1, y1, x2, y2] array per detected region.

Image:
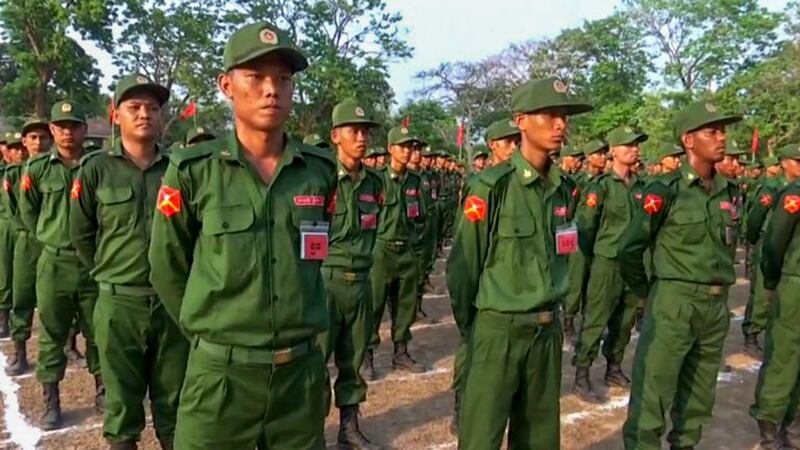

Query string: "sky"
[[84, 0, 790, 104]]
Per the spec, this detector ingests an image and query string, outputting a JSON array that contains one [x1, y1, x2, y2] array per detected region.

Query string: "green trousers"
[[623, 280, 730, 450], [563, 248, 588, 317], [369, 240, 419, 348], [743, 241, 770, 336], [35, 248, 99, 383], [319, 268, 372, 408], [94, 286, 189, 443], [174, 340, 327, 450], [750, 276, 800, 424], [452, 339, 469, 393], [10, 231, 40, 341], [573, 256, 639, 367], [0, 221, 15, 312], [459, 309, 562, 450]]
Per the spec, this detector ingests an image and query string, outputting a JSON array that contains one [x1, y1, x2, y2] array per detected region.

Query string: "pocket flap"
[[202, 205, 255, 235], [96, 186, 133, 205]]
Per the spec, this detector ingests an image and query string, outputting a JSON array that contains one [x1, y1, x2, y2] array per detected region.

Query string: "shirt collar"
[[511, 151, 562, 189], [109, 139, 165, 164], [336, 159, 365, 182], [222, 131, 305, 166]]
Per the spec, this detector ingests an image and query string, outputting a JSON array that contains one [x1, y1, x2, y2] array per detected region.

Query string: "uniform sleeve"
[[577, 181, 605, 255], [446, 181, 494, 337], [618, 182, 672, 299], [762, 188, 800, 290], [148, 162, 198, 327], [746, 186, 771, 245], [17, 162, 42, 236], [69, 164, 99, 268], [6, 169, 20, 219]]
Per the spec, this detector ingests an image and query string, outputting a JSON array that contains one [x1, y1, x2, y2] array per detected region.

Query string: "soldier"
[[559, 143, 587, 339], [319, 99, 383, 450], [406, 140, 437, 322], [716, 140, 747, 179], [572, 126, 648, 402], [658, 143, 684, 174], [470, 147, 489, 173], [19, 101, 104, 430], [582, 139, 608, 181], [374, 148, 387, 169], [303, 133, 330, 149], [485, 118, 520, 167], [148, 22, 336, 449], [6, 119, 50, 376], [70, 75, 189, 450], [185, 126, 216, 147], [362, 148, 378, 168], [559, 145, 583, 175], [619, 101, 742, 449], [751, 142, 800, 449], [0, 129, 15, 338], [447, 77, 589, 449]]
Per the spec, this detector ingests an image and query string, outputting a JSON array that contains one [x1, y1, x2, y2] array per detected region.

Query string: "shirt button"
[[273, 295, 279, 301], [271, 257, 277, 263], [269, 219, 275, 226], [222, 222, 229, 229]]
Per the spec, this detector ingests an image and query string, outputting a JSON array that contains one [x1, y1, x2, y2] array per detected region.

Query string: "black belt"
[[43, 246, 77, 257], [322, 268, 369, 282], [99, 282, 157, 297], [194, 337, 316, 366]]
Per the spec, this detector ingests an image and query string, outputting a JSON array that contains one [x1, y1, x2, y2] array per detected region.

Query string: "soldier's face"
[[612, 144, 640, 166], [49, 121, 87, 152], [421, 156, 432, 169], [362, 156, 375, 167], [23, 129, 51, 156], [683, 125, 726, 163], [409, 149, 422, 164], [375, 155, 386, 167], [332, 125, 370, 160], [219, 54, 294, 132], [473, 157, 486, 171], [489, 137, 518, 163], [435, 156, 445, 168], [782, 159, 800, 179], [115, 93, 161, 142], [767, 164, 782, 177], [389, 143, 412, 165], [661, 155, 680, 172], [588, 152, 606, 169], [515, 108, 568, 153], [6, 144, 25, 164]]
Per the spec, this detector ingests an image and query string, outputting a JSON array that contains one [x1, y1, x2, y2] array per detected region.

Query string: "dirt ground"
[[0, 250, 769, 449]]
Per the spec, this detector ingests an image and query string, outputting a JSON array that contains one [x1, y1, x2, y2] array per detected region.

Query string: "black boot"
[[65, 328, 87, 368], [158, 437, 173, 450], [756, 420, 780, 450], [605, 360, 631, 387], [337, 405, 382, 450], [563, 315, 576, 342], [95, 374, 106, 414], [6, 340, 28, 376], [361, 350, 377, 381], [0, 309, 9, 338], [744, 334, 764, 360], [573, 366, 603, 403], [783, 415, 800, 449], [392, 342, 426, 373], [108, 441, 137, 450], [41, 382, 62, 430]]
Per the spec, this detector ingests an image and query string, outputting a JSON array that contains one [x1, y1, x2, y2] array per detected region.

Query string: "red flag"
[[179, 101, 197, 121], [402, 116, 410, 128], [456, 120, 465, 148], [751, 128, 759, 155], [107, 100, 115, 125]]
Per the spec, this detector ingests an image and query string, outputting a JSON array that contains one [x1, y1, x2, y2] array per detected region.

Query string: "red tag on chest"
[[361, 214, 377, 230]]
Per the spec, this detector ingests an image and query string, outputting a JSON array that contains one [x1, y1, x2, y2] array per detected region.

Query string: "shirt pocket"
[[670, 210, 707, 246], [200, 204, 257, 287], [38, 181, 65, 234], [96, 186, 135, 228], [358, 201, 379, 232]]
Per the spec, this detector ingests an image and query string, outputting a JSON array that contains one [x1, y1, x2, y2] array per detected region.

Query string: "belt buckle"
[[709, 285, 723, 296], [343, 272, 357, 282], [538, 311, 554, 325], [273, 348, 293, 365]]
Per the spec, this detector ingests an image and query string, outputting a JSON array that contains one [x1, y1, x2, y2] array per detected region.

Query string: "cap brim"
[[229, 46, 309, 73], [390, 137, 421, 145], [118, 83, 171, 107], [517, 101, 594, 116], [333, 119, 380, 128], [50, 116, 86, 125], [685, 115, 743, 135], [187, 133, 216, 145], [22, 122, 50, 136]]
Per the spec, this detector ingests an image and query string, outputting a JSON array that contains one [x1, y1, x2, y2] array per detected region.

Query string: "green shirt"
[[19, 150, 85, 250], [70, 141, 168, 286], [148, 133, 336, 348], [745, 180, 787, 245], [618, 164, 740, 299], [762, 181, 800, 289], [375, 167, 425, 242], [446, 151, 577, 336], [577, 171, 645, 259], [323, 162, 382, 271], [1, 163, 25, 231]]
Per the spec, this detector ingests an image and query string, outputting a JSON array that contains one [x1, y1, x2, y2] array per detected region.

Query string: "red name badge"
[[299, 222, 329, 261], [361, 213, 377, 230], [555, 224, 578, 255], [407, 203, 420, 219]]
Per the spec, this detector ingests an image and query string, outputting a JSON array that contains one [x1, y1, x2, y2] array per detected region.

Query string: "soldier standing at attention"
[[19, 101, 104, 429], [572, 126, 647, 402], [658, 144, 684, 174], [148, 23, 336, 449], [447, 77, 589, 450], [751, 142, 800, 449], [619, 101, 742, 450], [70, 74, 189, 450], [321, 98, 383, 450]]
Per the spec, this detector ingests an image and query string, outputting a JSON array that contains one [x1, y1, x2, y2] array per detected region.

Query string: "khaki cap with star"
[[673, 101, 742, 139], [332, 98, 379, 128], [606, 126, 648, 147], [582, 139, 609, 156], [485, 118, 520, 142], [22, 117, 50, 136], [223, 22, 308, 72], [387, 126, 421, 145], [114, 74, 170, 107], [50, 100, 86, 124], [776, 144, 800, 161], [511, 77, 593, 116], [186, 126, 216, 145]]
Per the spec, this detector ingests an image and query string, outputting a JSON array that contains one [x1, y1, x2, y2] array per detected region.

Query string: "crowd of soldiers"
[[0, 18, 799, 450]]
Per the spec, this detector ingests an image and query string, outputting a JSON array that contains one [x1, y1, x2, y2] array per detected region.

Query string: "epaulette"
[[651, 170, 681, 188], [169, 138, 218, 168], [79, 149, 105, 167], [477, 161, 514, 187], [298, 141, 335, 167]]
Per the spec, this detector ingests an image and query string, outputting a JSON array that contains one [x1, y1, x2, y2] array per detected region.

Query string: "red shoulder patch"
[[463, 195, 487, 222], [20, 175, 32, 192], [759, 194, 773, 207], [585, 192, 598, 208], [784, 195, 800, 214], [642, 194, 663, 215], [156, 185, 182, 217], [2, 178, 9, 193]]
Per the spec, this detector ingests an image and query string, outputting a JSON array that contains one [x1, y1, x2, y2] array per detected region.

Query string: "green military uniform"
[[148, 23, 336, 450], [19, 102, 102, 430], [657, 143, 684, 166], [185, 126, 216, 147], [447, 77, 589, 450], [70, 75, 188, 447], [751, 144, 800, 447], [573, 127, 648, 397], [0, 132, 17, 338], [317, 98, 383, 449], [620, 101, 742, 449], [368, 126, 428, 373]]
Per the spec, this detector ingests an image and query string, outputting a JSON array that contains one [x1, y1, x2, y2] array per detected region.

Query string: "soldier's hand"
[[764, 289, 776, 303]]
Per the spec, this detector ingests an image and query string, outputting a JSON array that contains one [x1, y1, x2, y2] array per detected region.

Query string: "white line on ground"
[[0, 346, 42, 449], [42, 421, 102, 436], [422, 293, 448, 300]]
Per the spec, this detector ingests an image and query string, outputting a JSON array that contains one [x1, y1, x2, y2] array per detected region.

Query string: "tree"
[[395, 100, 457, 151], [0, 0, 114, 117]]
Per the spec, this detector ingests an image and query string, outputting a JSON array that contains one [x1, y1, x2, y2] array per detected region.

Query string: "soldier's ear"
[[513, 114, 526, 132], [330, 128, 339, 146], [217, 72, 233, 100]]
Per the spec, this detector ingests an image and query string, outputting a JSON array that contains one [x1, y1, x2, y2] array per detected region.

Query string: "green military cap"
[[606, 126, 648, 147], [773, 144, 800, 161], [747, 160, 763, 169], [223, 22, 308, 73], [582, 139, 608, 156], [0, 131, 9, 144], [186, 126, 216, 145], [471, 145, 490, 160], [421, 147, 436, 157], [22, 117, 50, 136], [83, 140, 102, 152], [387, 126, 420, 146], [331, 98, 379, 128], [485, 118, 520, 142], [114, 74, 170, 107], [511, 77, 593, 116], [673, 101, 742, 139], [302, 133, 329, 148], [762, 155, 780, 167], [724, 140, 747, 157], [657, 143, 684, 160], [559, 145, 583, 158], [5, 131, 23, 146], [50, 100, 86, 124]]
